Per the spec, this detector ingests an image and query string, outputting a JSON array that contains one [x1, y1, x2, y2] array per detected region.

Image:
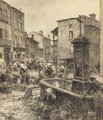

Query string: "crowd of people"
[[0, 53, 72, 87]]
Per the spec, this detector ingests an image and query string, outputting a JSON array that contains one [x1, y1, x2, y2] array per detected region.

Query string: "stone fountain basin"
[[40, 78, 94, 110]]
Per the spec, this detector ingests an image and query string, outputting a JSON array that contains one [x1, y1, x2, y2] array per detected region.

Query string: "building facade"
[[52, 14, 100, 68], [28, 31, 52, 62], [43, 36, 51, 62], [0, 0, 25, 64], [0, 0, 12, 64], [10, 6, 25, 61], [25, 35, 38, 59]]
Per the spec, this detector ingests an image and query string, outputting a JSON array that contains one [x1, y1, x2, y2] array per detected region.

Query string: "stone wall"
[[40, 78, 94, 111], [85, 25, 100, 67], [57, 19, 81, 60], [28, 31, 52, 60], [43, 37, 51, 62], [10, 7, 25, 48], [0, 1, 11, 41], [26, 37, 38, 58]]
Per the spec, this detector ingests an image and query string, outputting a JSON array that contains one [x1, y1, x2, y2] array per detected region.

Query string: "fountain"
[[71, 35, 90, 92], [40, 35, 95, 111]]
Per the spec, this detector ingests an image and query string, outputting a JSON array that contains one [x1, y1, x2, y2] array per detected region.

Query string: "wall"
[[28, 32, 44, 58], [53, 39, 58, 65], [0, 1, 12, 63], [26, 37, 38, 58], [28, 31, 52, 60], [40, 78, 94, 111], [10, 7, 25, 60], [81, 15, 100, 28], [85, 25, 100, 67], [28, 32, 44, 49], [57, 19, 82, 60], [10, 7, 25, 48], [43, 37, 51, 62], [0, 1, 12, 42]]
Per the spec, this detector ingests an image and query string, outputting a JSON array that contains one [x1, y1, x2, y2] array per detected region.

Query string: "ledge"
[[40, 78, 93, 100]]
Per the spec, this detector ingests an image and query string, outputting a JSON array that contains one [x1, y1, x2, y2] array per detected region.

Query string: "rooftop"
[[28, 31, 51, 41], [57, 14, 99, 23], [51, 27, 58, 33], [57, 18, 77, 22], [26, 36, 39, 43], [0, 0, 24, 15]]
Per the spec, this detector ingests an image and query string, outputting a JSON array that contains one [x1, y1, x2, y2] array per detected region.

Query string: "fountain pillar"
[[71, 35, 90, 91]]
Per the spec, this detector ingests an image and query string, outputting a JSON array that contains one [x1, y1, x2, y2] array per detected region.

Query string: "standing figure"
[[45, 64, 53, 78], [0, 53, 7, 82]]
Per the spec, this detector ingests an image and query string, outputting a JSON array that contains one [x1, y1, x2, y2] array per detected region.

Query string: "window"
[[69, 31, 73, 40], [69, 24, 73, 29], [14, 20, 18, 29], [0, 29, 8, 39], [2, 29, 8, 38], [14, 11, 17, 17], [18, 22, 22, 31], [4, 10, 7, 18]]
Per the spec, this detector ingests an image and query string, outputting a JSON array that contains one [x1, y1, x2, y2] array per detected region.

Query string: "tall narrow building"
[[0, 0, 12, 64], [10, 7, 25, 60], [0, 0, 26, 64]]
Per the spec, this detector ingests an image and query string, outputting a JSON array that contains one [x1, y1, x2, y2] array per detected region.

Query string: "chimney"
[[39, 30, 43, 35], [32, 34, 34, 39], [47, 34, 50, 39], [89, 14, 96, 21]]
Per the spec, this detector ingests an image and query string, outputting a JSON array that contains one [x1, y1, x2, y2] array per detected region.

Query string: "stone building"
[[52, 14, 100, 68], [28, 31, 52, 62], [0, 0, 25, 64], [10, 6, 25, 61], [25, 35, 38, 59], [0, 0, 12, 64]]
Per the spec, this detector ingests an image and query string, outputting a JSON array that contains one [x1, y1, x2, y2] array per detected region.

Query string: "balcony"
[[0, 38, 12, 47]]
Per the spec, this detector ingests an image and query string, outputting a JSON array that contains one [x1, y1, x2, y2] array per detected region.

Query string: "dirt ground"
[[0, 85, 97, 120], [0, 88, 40, 120]]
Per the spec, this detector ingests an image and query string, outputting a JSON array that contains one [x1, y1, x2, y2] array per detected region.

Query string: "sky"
[[5, 0, 100, 37]]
